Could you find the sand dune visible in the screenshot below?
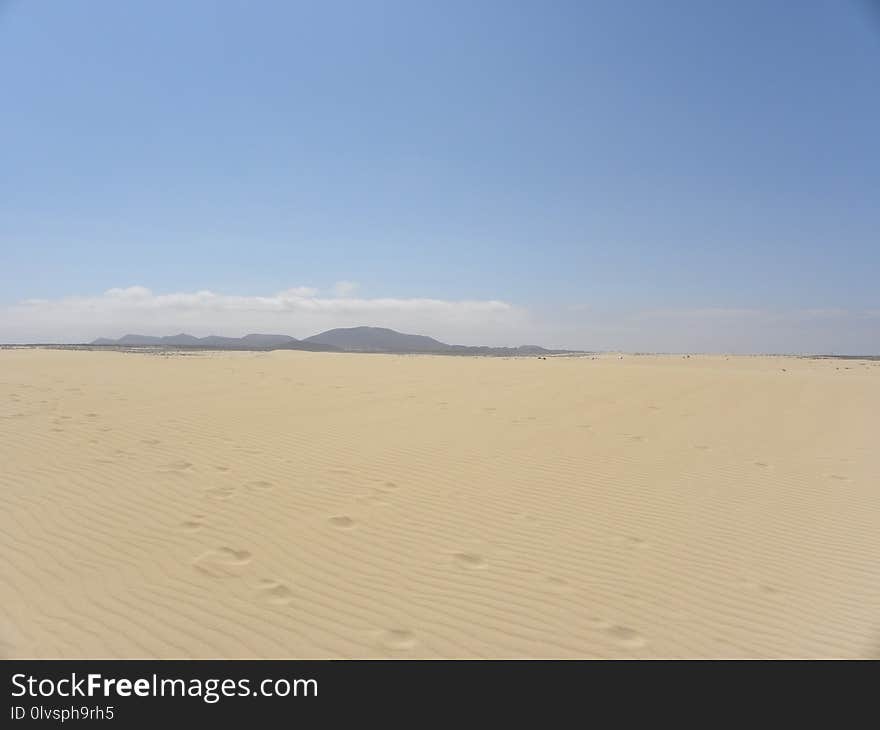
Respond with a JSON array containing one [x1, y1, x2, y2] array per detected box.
[[1, 348, 878, 658]]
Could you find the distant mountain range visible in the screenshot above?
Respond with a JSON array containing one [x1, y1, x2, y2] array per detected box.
[[90, 326, 568, 356], [90, 332, 336, 351]]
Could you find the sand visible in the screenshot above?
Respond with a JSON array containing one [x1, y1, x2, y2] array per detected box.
[[1, 348, 878, 658]]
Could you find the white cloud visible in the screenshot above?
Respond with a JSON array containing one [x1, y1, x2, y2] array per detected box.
[[1, 286, 527, 345], [331, 280, 359, 297]]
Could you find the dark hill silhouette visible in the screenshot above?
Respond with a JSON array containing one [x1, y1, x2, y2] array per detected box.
[[96, 333, 298, 347], [304, 326, 449, 352]]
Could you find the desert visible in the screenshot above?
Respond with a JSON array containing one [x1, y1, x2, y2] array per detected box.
[[1, 347, 878, 658]]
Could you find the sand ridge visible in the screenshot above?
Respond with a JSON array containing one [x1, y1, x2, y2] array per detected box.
[[1, 349, 879, 658]]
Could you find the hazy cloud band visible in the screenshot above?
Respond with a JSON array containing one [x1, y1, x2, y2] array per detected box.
[[1, 286, 877, 354]]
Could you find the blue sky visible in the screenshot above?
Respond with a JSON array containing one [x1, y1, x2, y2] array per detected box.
[[1, 0, 878, 352]]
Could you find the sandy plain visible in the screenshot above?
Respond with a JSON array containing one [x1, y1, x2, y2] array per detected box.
[[1, 348, 878, 658]]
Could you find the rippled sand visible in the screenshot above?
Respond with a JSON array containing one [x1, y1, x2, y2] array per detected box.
[[1, 348, 878, 657]]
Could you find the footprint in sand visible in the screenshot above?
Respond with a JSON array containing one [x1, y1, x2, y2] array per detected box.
[[588, 618, 646, 648], [329, 515, 356, 529], [159, 460, 193, 473], [452, 552, 488, 570], [193, 548, 252, 578], [245, 480, 274, 492], [256, 579, 294, 605], [141, 438, 161, 446], [180, 515, 206, 532], [754, 461, 770, 468], [829, 474, 850, 481], [604, 625, 647, 649], [739, 579, 782, 597], [614, 535, 650, 549], [205, 486, 236, 500], [543, 576, 574, 594], [377, 629, 418, 651]]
